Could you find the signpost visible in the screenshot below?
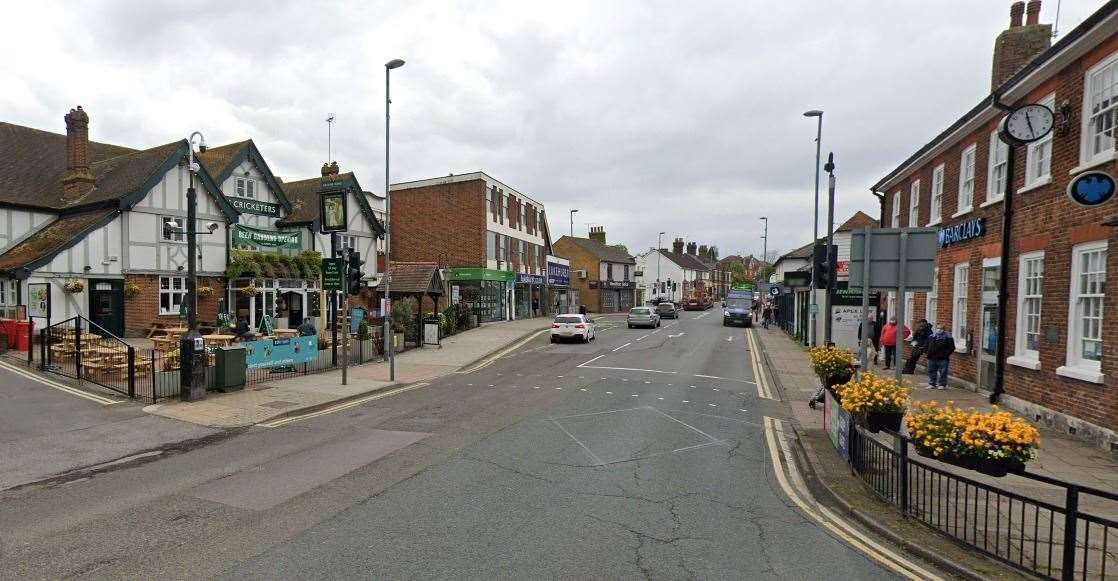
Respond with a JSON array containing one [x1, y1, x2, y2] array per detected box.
[[322, 258, 343, 291]]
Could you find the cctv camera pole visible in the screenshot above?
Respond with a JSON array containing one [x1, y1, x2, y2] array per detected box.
[[824, 152, 836, 345], [180, 132, 207, 401]]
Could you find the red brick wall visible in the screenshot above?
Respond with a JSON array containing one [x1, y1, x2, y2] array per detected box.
[[882, 30, 1118, 436], [389, 179, 486, 267], [123, 274, 226, 337]]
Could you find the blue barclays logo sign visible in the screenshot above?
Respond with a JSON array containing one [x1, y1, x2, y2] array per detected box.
[[938, 217, 985, 248]]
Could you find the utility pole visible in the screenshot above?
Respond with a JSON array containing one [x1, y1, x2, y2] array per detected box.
[[804, 110, 823, 347], [824, 152, 837, 345], [759, 217, 768, 274], [384, 58, 405, 381], [180, 131, 206, 402], [656, 231, 664, 299], [326, 114, 335, 163]]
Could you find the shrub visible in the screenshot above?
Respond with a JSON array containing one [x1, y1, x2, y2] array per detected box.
[[357, 319, 370, 341]]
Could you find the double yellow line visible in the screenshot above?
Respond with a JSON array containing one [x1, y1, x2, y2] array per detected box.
[[745, 328, 774, 400]]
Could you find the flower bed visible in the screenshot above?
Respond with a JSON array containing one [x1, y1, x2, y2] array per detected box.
[[906, 402, 1040, 477], [836, 371, 908, 433]]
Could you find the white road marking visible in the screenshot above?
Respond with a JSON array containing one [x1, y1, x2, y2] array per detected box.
[[550, 406, 645, 420], [635, 334, 650, 342], [551, 419, 605, 466], [259, 383, 431, 427], [682, 400, 689, 403], [631, 394, 639, 397], [0, 361, 120, 405], [533, 386, 541, 389], [657, 397, 664, 400], [693, 374, 755, 384], [709, 403, 717, 407], [612, 342, 632, 352], [651, 329, 661, 335], [579, 388, 587, 392], [726, 336, 733, 342], [667, 332, 687, 338], [456, 328, 551, 373], [621, 379, 628, 382], [576, 355, 605, 368], [695, 312, 711, 319], [746, 329, 775, 399], [666, 410, 755, 424], [649, 407, 720, 442], [580, 365, 677, 375], [763, 417, 940, 580], [712, 388, 720, 391], [644, 381, 651, 384], [606, 391, 613, 395]]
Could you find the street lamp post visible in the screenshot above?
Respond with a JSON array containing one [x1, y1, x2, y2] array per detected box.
[[569, 209, 578, 238], [384, 58, 405, 382], [656, 231, 664, 299], [759, 217, 768, 270], [804, 110, 823, 347], [824, 152, 837, 345], [180, 131, 207, 401]]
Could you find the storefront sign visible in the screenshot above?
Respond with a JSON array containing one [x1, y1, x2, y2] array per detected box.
[[244, 335, 319, 370], [837, 260, 850, 279], [233, 224, 302, 249], [322, 258, 343, 291], [1067, 170, 1116, 207], [731, 282, 754, 291], [228, 197, 280, 217], [319, 178, 347, 192], [516, 273, 544, 285], [546, 261, 570, 287], [28, 283, 49, 319], [450, 267, 516, 282], [599, 280, 635, 290], [319, 190, 348, 233], [938, 217, 985, 248]]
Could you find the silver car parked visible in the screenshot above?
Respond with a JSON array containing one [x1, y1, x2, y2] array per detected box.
[[627, 306, 661, 329]]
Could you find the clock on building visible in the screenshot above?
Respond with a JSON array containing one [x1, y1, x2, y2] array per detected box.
[[998, 103, 1055, 145]]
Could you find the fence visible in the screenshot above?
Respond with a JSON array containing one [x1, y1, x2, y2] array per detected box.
[[41, 316, 139, 398], [849, 426, 1117, 580]]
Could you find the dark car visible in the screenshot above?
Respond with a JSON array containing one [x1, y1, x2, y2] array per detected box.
[[656, 302, 679, 319], [722, 291, 754, 327], [683, 299, 703, 311]]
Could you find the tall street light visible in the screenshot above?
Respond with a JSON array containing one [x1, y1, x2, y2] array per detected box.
[[569, 209, 578, 238], [759, 216, 768, 270], [656, 231, 665, 299], [180, 131, 206, 401], [384, 58, 405, 382], [804, 109, 823, 347]]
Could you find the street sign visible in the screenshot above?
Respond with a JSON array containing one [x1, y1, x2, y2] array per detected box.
[[769, 286, 780, 297], [322, 258, 344, 291], [810, 303, 818, 314], [849, 227, 937, 291], [1067, 170, 1116, 207]]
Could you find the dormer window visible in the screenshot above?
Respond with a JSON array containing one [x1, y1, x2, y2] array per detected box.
[[235, 177, 257, 199]]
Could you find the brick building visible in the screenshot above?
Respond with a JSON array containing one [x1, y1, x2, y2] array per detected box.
[[388, 172, 554, 322], [554, 227, 636, 313], [875, 0, 1118, 449]]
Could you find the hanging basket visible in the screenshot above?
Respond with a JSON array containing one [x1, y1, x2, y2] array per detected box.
[[197, 286, 214, 299], [63, 279, 85, 294], [123, 282, 142, 299], [239, 285, 259, 298]]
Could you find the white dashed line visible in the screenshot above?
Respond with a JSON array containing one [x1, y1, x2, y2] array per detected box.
[[580, 388, 587, 392], [644, 381, 651, 384], [606, 391, 613, 395], [657, 397, 664, 400], [631, 394, 639, 397], [533, 386, 541, 389], [613, 342, 632, 352], [636, 334, 650, 342], [556, 387, 563, 390], [709, 403, 718, 407], [682, 400, 690, 403], [713, 388, 720, 391]]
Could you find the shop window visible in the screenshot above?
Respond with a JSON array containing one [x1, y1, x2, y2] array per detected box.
[[929, 164, 945, 225], [159, 276, 186, 315], [162, 216, 185, 242], [891, 192, 900, 227], [1025, 94, 1054, 188], [1058, 242, 1107, 383], [952, 263, 969, 351], [0, 279, 17, 307], [487, 231, 497, 260], [1011, 252, 1044, 368]]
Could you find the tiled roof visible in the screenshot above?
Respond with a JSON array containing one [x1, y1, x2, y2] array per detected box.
[[836, 210, 877, 232], [779, 241, 815, 262], [195, 140, 251, 184], [386, 262, 442, 294], [660, 250, 709, 271], [0, 208, 119, 275], [276, 172, 385, 236], [559, 236, 635, 264]]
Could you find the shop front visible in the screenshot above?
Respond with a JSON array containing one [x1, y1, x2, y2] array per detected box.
[[449, 267, 515, 323], [593, 280, 635, 313], [516, 272, 544, 318], [229, 277, 321, 332], [545, 258, 571, 315]]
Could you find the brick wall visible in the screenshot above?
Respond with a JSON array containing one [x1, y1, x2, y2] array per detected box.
[[389, 179, 486, 267], [123, 274, 226, 337], [553, 238, 601, 313], [881, 28, 1118, 443]]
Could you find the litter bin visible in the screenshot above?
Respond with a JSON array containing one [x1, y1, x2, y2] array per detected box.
[[214, 345, 246, 392]]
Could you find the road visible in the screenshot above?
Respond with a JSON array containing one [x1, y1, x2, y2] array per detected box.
[[0, 310, 936, 579]]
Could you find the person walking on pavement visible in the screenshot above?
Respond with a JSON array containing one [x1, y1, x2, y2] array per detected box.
[[858, 318, 880, 365], [925, 324, 956, 390], [878, 316, 909, 370], [903, 318, 932, 374]]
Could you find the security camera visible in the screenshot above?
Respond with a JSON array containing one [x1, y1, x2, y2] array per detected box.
[[206, 222, 219, 233]]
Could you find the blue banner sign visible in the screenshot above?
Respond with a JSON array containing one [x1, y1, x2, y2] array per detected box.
[[938, 217, 985, 248], [546, 261, 570, 287], [1067, 171, 1116, 207], [244, 336, 319, 370]]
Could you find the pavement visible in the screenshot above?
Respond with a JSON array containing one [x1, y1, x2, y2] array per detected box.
[[756, 325, 1118, 578], [144, 317, 556, 428], [0, 308, 936, 579]]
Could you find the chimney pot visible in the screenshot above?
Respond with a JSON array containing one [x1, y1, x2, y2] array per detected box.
[[589, 226, 606, 245], [1026, 0, 1041, 26], [62, 105, 95, 202], [1010, 1, 1025, 27], [686, 242, 697, 255], [672, 238, 684, 254]]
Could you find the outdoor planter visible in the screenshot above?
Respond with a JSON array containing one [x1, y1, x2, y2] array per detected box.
[[861, 411, 903, 434], [913, 448, 1026, 478], [835, 371, 908, 430], [906, 402, 1039, 479]]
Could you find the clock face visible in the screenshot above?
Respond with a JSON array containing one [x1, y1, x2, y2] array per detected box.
[[1003, 104, 1054, 143]]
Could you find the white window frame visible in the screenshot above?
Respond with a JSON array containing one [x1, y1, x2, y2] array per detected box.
[[159, 276, 187, 315], [235, 177, 257, 199], [984, 131, 1008, 206], [929, 164, 945, 225], [161, 216, 185, 243], [1023, 94, 1055, 191], [904, 291, 914, 330], [886, 291, 897, 320], [342, 235, 358, 250], [955, 144, 976, 216], [1009, 251, 1044, 370], [1080, 52, 1118, 168], [909, 180, 920, 227], [1057, 241, 1107, 383], [0, 280, 17, 306], [952, 262, 969, 352], [891, 192, 900, 227], [926, 267, 939, 327]]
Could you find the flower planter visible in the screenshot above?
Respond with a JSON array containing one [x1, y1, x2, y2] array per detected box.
[[862, 411, 903, 434], [914, 447, 1026, 478]]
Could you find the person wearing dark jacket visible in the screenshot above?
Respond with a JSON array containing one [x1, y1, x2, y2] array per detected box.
[[903, 319, 932, 374], [297, 319, 317, 336], [924, 325, 956, 390]]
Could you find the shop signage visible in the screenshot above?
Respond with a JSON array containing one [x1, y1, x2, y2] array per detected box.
[[28, 283, 50, 319], [783, 271, 811, 288], [228, 197, 280, 217], [319, 178, 347, 192], [233, 224, 302, 249], [837, 260, 850, 279], [244, 335, 319, 370], [322, 258, 343, 291], [516, 273, 544, 285], [731, 282, 754, 291], [319, 190, 348, 233], [449, 267, 516, 282], [1067, 170, 1116, 207], [598, 280, 635, 290], [546, 261, 570, 287], [769, 286, 780, 297], [938, 217, 985, 248]]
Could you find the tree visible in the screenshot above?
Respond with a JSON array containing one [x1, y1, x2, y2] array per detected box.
[[727, 262, 750, 286]]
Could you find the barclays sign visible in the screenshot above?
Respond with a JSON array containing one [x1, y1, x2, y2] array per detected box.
[[938, 217, 985, 248]]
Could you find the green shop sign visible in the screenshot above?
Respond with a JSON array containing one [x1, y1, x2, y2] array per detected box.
[[232, 224, 302, 249], [449, 267, 516, 282], [228, 197, 280, 217]]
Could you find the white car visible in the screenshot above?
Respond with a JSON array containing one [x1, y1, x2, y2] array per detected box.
[[551, 314, 596, 343]]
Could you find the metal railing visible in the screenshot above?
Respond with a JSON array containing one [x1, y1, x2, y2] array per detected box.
[[850, 426, 1117, 580], [41, 316, 138, 398]]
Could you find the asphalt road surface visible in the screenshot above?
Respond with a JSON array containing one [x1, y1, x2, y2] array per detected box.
[[0, 310, 922, 579]]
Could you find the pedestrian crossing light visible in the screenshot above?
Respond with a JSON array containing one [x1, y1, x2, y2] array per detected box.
[[347, 251, 365, 296], [812, 243, 837, 289]]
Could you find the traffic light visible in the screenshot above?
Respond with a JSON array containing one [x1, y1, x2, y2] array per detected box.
[[347, 251, 365, 295], [812, 243, 837, 289]]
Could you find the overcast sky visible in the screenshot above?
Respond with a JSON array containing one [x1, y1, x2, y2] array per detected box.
[[0, 1, 1106, 261]]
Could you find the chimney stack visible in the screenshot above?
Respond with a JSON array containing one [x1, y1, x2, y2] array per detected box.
[[698, 244, 708, 258], [686, 241, 697, 255], [672, 238, 684, 254], [991, 0, 1051, 90], [589, 226, 606, 245], [62, 106, 95, 202]]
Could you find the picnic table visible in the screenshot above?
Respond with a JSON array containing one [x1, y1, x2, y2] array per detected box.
[[203, 334, 236, 347], [273, 329, 299, 339]]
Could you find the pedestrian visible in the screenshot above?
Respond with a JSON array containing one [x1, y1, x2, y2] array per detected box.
[[532, 298, 539, 317], [579, 304, 587, 316], [297, 318, 317, 336], [903, 318, 932, 374], [924, 324, 956, 390], [233, 317, 254, 342], [762, 305, 773, 329], [878, 316, 909, 370]]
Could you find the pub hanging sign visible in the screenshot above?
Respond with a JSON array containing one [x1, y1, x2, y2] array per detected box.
[[938, 217, 985, 248]]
